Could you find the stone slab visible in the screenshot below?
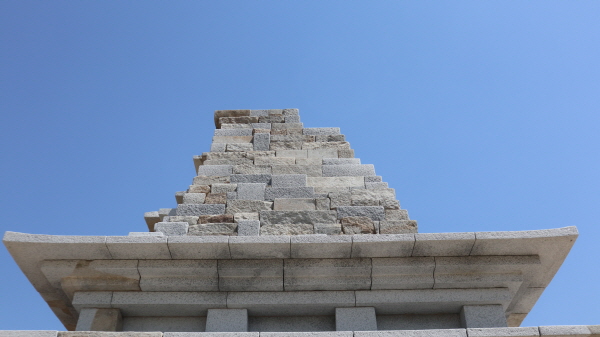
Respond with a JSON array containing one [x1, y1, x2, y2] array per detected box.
[[351, 234, 415, 258], [265, 187, 315, 201], [261, 224, 314, 235], [196, 165, 234, 178], [229, 236, 291, 259], [276, 150, 308, 158], [255, 157, 296, 166], [467, 327, 541, 337], [138, 260, 218, 292], [182, 193, 207, 204], [231, 174, 272, 184], [539, 325, 593, 337], [124, 317, 206, 333], [461, 305, 508, 328], [323, 164, 376, 177], [273, 198, 316, 211], [323, 158, 361, 165], [372, 257, 435, 289], [219, 259, 283, 291], [271, 174, 307, 188], [260, 210, 337, 226], [213, 136, 254, 144], [354, 330, 467, 337], [233, 165, 272, 175], [307, 177, 365, 189], [215, 128, 253, 136], [306, 149, 339, 159], [253, 133, 271, 151], [237, 220, 261, 236], [155, 222, 189, 236], [176, 204, 226, 216], [412, 233, 476, 256], [291, 235, 352, 258], [105, 236, 171, 259], [75, 308, 122, 332], [168, 236, 231, 259], [272, 165, 323, 177], [336, 307, 377, 331], [0, 332, 58, 337], [110, 291, 228, 316], [236, 183, 267, 201], [226, 200, 273, 214], [227, 143, 254, 152], [303, 127, 341, 135], [211, 143, 227, 152], [336, 206, 385, 221], [188, 223, 237, 236]]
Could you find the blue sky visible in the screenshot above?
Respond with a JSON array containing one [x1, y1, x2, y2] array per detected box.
[[1, 1, 599, 331]]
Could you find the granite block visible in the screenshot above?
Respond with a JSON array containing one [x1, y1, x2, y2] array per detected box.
[[72, 291, 113, 311], [251, 109, 281, 117], [385, 209, 409, 221], [338, 149, 355, 158], [265, 187, 315, 200], [272, 164, 323, 177], [175, 191, 185, 204], [272, 122, 304, 129], [176, 204, 226, 216], [233, 165, 272, 174], [125, 317, 206, 333], [234, 213, 260, 222], [250, 318, 337, 334], [314, 223, 342, 235], [215, 128, 253, 136], [168, 236, 231, 259], [188, 223, 237, 236], [323, 164, 375, 177], [231, 174, 272, 184], [366, 182, 389, 190], [364, 176, 382, 182], [315, 197, 331, 210], [467, 327, 540, 337], [155, 222, 189, 236], [260, 115, 285, 123], [336, 206, 385, 221], [110, 291, 227, 316], [183, 193, 207, 204], [329, 191, 352, 208], [226, 200, 272, 214], [270, 141, 304, 151], [222, 123, 252, 129], [205, 193, 227, 204], [285, 258, 371, 291], [199, 214, 235, 224], [282, 108, 299, 116], [351, 234, 415, 258], [255, 157, 296, 166], [354, 330, 467, 337], [260, 210, 337, 226], [303, 141, 350, 151], [261, 224, 314, 235], [0, 332, 58, 337], [227, 192, 238, 200], [237, 220, 261, 236], [303, 127, 341, 136], [307, 177, 365, 189], [273, 198, 316, 211], [539, 326, 593, 337], [323, 158, 361, 165], [188, 185, 211, 193], [215, 110, 251, 127], [193, 176, 231, 185], [229, 235, 291, 259], [105, 236, 171, 259], [277, 150, 308, 158], [75, 308, 122, 331], [227, 143, 254, 152], [272, 174, 307, 187], [218, 259, 283, 291], [336, 307, 377, 331], [285, 115, 301, 123], [218, 117, 259, 128], [144, 211, 161, 231], [213, 136, 254, 144], [138, 260, 218, 292], [291, 235, 352, 258], [379, 220, 418, 234], [307, 149, 339, 159], [371, 257, 435, 289], [206, 309, 249, 332], [253, 133, 271, 151], [252, 122, 273, 129], [237, 183, 267, 200], [340, 216, 375, 234], [316, 135, 346, 142]]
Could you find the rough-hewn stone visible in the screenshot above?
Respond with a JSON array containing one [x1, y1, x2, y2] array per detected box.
[[341, 216, 376, 234], [188, 223, 237, 236]]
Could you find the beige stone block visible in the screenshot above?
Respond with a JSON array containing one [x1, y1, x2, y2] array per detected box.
[[308, 176, 365, 188], [273, 198, 317, 211]]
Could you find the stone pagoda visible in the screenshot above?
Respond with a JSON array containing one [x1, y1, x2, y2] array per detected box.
[[3, 109, 598, 337]]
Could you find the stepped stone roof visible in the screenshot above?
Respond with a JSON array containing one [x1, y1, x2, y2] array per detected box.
[[143, 109, 416, 237]]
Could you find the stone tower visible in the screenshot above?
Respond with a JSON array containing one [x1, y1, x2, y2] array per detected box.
[[2, 109, 597, 337]]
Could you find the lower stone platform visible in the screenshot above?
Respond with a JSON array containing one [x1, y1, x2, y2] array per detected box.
[[1, 326, 600, 337]]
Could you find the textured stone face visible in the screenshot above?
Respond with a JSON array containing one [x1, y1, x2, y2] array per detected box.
[[146, 108, 416, 236]]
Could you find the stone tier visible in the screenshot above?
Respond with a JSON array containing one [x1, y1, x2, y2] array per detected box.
[[144, 109, 416, 236], [3, 227, 577, 332]]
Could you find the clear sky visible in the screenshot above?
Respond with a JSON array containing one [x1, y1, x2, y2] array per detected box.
[[1, 1, 599, 331]]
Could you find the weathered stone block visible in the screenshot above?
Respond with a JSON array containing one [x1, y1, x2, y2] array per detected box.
[[265, 187, 315, 200], [413, 232, 475, 256], [253, 133, 270, 151], [237, 183, 267, 200], [338, 149, 355, 158], [168, 236, 231, 259], [188, 223, 237, 236], [261, 224, 314, 235], [183, 193, 206, 204], [307, 149, 339, 158], [276, 149, 308, 158], [222, 123, 253, 129], [175, 191, 185, 204], [285, 258, 371, 291], [539, 325, 594, 336], [215, 128, 253, 136], [188, 185, 211, 193], [155, 222, 189, 236], [365, 176, 382, 182], [227, 191, 238, 200], [285, 115, 301, 123], [227, 143, 254, 152], [231, 174, 272, 184], [316, 197, 331, 210], [254, 156, 296, 166], [229, 235, 291, 259], [251, 109, 282, 117], [336, 307, 377, 332], [323, 158, 361, 165], [138, 260, 218, 292], [316, 134, 346, 142], [303, 127, 341, 135], [271, 134, 315, 142], [282, 108, 299, 116], [350, 190, 381, 206], [385, 209, 409, 221], [218, 116, 259, 128], [303, 142, 350, 151], [176, 204, 226, 216], [226, 200, 273, 214], [198, 214, 234, 224], [273, 198, 316, 211], [233, 164, 271, 174], [234, 212, 260, 222], [329, 191, 352, 209], [193, 175, 231, 185], [366, 182, 389, 190], [341, 216, 376, 234], [215, 110, 251, 127], [336, 206, 385, 221], [260, 210, 337, 226], [1, 332, 59, 337], [227, 291, 355, 316], [272, 164, 323, 177], [323, 164, 375, 177], [297, 157, 324, 165], [315, 223, 342, 235], [379, 220, 418, 234], [237, 220, 261, 236], [252, 122, 272, 129], [259, 115, 285, 123], [205, 193, 227, 204], [206, 309, 249, 332], [213, 136, 254, 144], [467, 326, 540, 337], [272, 122, 304, 129], [219, 260, 283, 291], [271, 174, 307, 188], [270, 141, 304, 150], [144, 211, 161, 232], [308, 177, 365, 189]]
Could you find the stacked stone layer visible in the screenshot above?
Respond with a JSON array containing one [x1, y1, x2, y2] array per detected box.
[[145, 109, 416, 236]]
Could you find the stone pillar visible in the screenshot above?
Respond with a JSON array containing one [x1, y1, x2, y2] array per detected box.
[[336, 307, 377, 331], [460, 305, 508, 328], [205, 308, 248, 332], [76, 308, 123, 331]]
